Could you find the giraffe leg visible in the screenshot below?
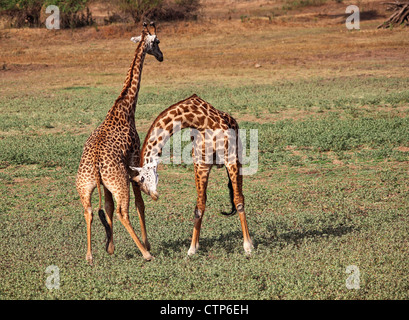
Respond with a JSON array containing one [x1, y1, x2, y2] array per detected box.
[[103, 186, 115, 255], [188, 164, 211, 256], [79, 189, 94, 265], [103, 164, 153, 261], [131, 181, 150, 251], [226, 164, 254, 254], [116, 200, 153, 261]]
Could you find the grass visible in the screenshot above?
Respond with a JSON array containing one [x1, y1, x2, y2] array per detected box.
[[1, 75, 409, 299], [1, 4, 409, 299], [282, 0, 327, 11]]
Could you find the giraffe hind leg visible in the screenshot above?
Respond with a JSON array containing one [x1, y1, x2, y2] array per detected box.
[[220, 168, 237, 216], [116, 200, 154, 261], [105, 170, 153, 261], [78, 185, 95, 265], [225, 164, 254, 255]]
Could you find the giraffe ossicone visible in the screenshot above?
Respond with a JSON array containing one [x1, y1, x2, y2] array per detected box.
[[131, 34, 163, 62]]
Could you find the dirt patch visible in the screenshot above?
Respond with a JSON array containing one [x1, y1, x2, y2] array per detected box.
[[396, 146, 409, 152], [1, 1, 408, 97]]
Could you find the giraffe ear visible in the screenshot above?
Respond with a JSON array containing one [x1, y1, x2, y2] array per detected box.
[[149, 158, 161, 169], [129, 166, 142, 173], [130, 36, 141, 43]]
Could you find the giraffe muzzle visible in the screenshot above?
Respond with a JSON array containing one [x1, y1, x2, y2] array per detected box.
[[150, 190, 159, 201], [156, 54, 163, 62]]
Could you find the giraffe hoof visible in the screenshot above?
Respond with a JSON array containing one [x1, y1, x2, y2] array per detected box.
[[143, 253, 154, 261], [107, 243, 115, 255], [86, 253, 93, 265], [243, 241, 254, 255], [187, 244, 199, 256]]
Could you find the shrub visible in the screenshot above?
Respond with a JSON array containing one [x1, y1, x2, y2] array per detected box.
[[52, 0, 94, 29], [0, 0, 200, 28], [0, 0, 43, 27], [0, 0, 93, 28], [117, 0, 200, 23], [117, 0, 161, 23]]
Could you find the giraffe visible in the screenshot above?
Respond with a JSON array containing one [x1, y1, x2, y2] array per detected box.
[[76, 22, 163, 265], [130, 94, 254, 256]]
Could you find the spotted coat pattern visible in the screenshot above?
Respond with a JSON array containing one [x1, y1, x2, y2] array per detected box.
[[133, 94, 254, 256]]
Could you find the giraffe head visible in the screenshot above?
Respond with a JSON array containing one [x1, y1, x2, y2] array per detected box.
[[130, 160, 160, 201], [130, 22, 163, 62]]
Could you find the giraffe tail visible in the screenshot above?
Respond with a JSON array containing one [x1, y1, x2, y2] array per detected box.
[[98, 209, 112, 251], [220, 170, 237, 216], [95, 173, 112, 250]]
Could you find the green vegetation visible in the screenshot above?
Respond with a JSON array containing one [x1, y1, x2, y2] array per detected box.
[[0, 0, 200, 28], [282, 0, 327, 11], [0, 0, 93, 28], [1, 75, 409, 299], [118, 0, 200, 23]]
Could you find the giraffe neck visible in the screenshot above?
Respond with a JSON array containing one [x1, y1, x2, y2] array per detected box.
[[140, 94, 222, 166], [113, 35, 147, 119]]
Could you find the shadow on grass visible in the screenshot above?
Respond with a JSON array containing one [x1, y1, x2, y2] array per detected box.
[[157, 223, 358, 255], [263, 224, 358, 248], [317, 10, 385, 22], [156, 231, 244, 256]]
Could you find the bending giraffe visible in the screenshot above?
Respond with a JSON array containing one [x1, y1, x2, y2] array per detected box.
[[130, 94, 254, 256], [76, 23, 163, 265]]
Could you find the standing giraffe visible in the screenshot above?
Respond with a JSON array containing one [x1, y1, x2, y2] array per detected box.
[[130, 94, 254, 256], [76, 22, 163, 265]]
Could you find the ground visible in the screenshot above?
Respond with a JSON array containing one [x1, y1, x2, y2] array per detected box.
[[0, 0, 408, 299]]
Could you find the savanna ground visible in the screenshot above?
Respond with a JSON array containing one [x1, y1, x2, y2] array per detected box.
[[1, 0, 409, 300]]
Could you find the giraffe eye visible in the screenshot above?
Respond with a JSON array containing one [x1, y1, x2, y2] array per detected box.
[[140, 176, 145, 183]]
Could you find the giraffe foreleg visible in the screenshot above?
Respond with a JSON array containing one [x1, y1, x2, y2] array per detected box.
[[131, 181, 150, 251], [188, 164, 211, 256]]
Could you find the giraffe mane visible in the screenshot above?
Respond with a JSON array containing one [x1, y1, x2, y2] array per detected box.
[[114, 30, 149, 105], [139, 94, 199, 167]]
